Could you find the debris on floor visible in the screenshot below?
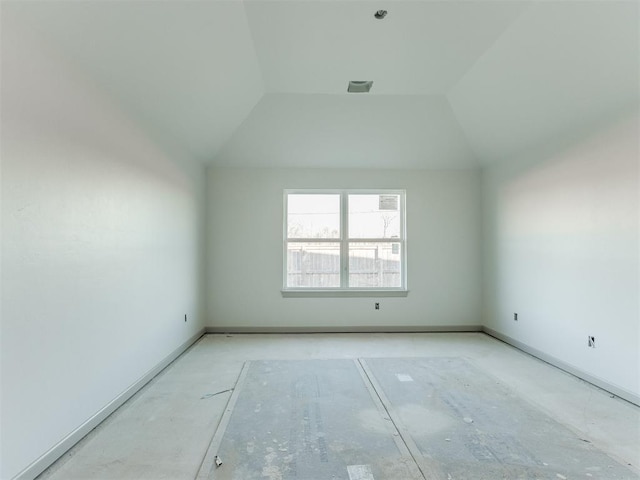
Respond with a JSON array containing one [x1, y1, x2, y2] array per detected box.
[[201, 389, 233, 399]]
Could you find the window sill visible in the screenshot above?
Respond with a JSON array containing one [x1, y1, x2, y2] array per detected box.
[[281, 289, 409, 298]]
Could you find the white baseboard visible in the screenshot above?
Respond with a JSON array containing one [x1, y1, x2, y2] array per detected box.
[[205, 325, 483, 334], [17, 325, 634, 480], [14, 328, 206, 480], [483, 326, 640, 407]]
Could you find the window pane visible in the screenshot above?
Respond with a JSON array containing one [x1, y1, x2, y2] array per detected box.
[[348, 194, 400, 239], [287, 242, 341, 287], [348, 242, 401, 288], [287, 194, 340, 239]]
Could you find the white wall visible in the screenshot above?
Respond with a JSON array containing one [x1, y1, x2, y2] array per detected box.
[[206, 167, 481, 329], [482, 113, 639, 399], [0, 20, 206, 479]]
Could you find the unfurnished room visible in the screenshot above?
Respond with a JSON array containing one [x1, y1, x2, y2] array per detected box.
[[0, 1, 639, 479]]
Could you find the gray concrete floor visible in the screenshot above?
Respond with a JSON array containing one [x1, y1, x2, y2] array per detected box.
[[38, 333, 640, 480]]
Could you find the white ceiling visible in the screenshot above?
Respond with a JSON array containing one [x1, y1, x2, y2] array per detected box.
[[448, 1, 640, 162], [245, 0, 528, 95], [3, 0, 638, 168], [219, 94, 477, 168]]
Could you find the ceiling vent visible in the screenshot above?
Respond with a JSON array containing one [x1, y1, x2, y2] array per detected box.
[[347, 81, 373, 93]]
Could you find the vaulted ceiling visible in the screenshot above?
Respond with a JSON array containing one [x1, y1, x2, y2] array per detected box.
[[4, 0, 638, 168]]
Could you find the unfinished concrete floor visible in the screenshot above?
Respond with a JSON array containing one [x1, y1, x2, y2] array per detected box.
[[38, 333, 640, 480]]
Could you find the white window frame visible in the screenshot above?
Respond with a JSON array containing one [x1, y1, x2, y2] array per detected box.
[[282, 189, 408, 297]]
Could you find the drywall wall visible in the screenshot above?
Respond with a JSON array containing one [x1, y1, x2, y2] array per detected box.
[[0, 18, 206, 479], [206, 167, 481, 329], [482, 113, 639, 399]]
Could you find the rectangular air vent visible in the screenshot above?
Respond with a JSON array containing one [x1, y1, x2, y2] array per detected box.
[[347, 81, 373, 93]]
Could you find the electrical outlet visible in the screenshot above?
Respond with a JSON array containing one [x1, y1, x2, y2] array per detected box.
[[184, 314, 187, 323], [375, 302, 380, 310], [588, 336, 595, 348], [514, 313, 518, 321]]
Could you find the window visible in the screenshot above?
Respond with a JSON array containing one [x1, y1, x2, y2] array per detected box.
[[283, 190, 406, 296]]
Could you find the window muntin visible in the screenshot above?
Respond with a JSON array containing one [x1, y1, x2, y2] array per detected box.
[[284, 190, 406, 292]]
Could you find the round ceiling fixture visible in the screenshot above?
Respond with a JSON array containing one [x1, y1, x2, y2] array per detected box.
[[374, 10, 387, 19]]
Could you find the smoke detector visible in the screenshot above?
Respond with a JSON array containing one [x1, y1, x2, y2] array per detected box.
[[347, 81, 373, 93], [374, 10, 387, 19]]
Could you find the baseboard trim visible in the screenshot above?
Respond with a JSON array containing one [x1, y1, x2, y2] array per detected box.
[[18, 325, 634, 479], [14, 328, 207, 480], [205, 325, 483, 334], [482, 326, 640, 407]]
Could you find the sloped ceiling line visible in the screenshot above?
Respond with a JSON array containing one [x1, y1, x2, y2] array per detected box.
[[447, 1, 639, 164], [4, 0, 638, 169]]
